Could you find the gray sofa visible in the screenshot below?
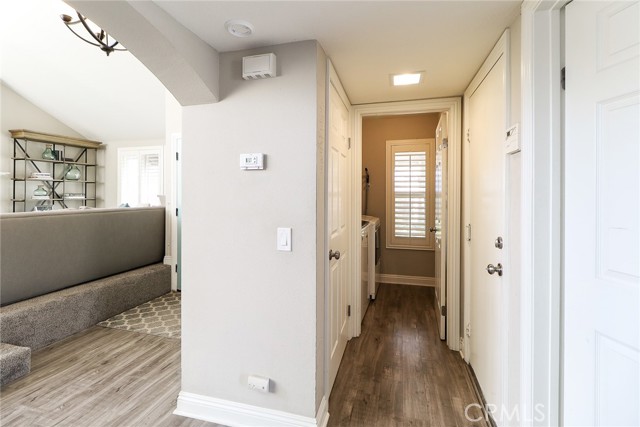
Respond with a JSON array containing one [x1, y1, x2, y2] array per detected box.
[[0, 207, 171, 384], [1, 207, 167, 306]]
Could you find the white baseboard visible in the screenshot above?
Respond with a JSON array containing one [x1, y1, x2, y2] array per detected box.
[[376, 274, 436, 287], [175, 392, 329, 427]]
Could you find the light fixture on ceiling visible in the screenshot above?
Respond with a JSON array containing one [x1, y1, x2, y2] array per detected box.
[[225, 20, 254, 38], [391, 72, 424, 86], [60, 12, 126, 56]]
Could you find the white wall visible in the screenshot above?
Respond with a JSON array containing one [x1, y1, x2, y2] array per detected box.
[[0, 82, 86, 213], [180, 40, 325, 419]]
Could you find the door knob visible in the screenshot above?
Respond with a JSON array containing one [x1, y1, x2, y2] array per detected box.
[[329, 249, 341, 260], [486, 263, 503, 276]]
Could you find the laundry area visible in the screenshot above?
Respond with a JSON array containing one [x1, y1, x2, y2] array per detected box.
[[359, 113, 442, 321]]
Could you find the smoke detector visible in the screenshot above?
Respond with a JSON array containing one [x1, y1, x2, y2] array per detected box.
[[225, 20, 254, 38]]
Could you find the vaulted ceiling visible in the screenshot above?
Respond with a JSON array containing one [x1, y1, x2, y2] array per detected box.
[[0, 0, 521, 141]]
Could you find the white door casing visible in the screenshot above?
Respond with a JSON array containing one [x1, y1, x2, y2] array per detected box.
[[327, 72, 351, 394], [352, 98, 462, 351], [435, 113, 449, 340], [466, 31, 509, 423], [564, 1, 640, 426]]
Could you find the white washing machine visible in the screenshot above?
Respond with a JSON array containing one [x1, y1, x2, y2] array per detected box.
[[360, 221, 370, 323], [362, 215, 381, 300]]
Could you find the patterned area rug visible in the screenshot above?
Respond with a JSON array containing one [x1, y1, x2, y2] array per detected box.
[[98, 292, 181, 339]]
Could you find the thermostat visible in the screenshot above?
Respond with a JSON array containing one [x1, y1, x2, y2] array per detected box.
[[240, 153, 265, 170], [505, 124, 520, 154]]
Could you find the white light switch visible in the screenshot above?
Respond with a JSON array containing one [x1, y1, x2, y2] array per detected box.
[[277, 227, 292, 252]]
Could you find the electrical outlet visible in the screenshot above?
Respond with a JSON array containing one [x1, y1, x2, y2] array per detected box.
[[248, 375, 271, 393]]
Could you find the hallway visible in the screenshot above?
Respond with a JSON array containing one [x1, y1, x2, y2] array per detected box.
[[328, 284, 488, 427]]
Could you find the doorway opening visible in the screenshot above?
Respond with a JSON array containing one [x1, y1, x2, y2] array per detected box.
[[351, 98, 462, 352]]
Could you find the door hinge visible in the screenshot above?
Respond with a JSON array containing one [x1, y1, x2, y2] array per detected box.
[[465, 323, 471, 337], [347, 305, 351, 317], [561, 67, 566, 90], [442, 138, 448, 149], [466, 129, 471, 143], [176, 152, 179, 161], [348, 137, 352, 149], [441, 305, 447, 317], [175, 208, 179, 217], [175, 264, 178, 273], [466, 224, 472, 242]]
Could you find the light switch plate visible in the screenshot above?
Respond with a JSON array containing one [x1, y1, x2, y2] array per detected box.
[[277, 227, 292, 252]]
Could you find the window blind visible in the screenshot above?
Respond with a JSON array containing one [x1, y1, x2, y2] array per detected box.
[[393, 151, 427, 239]]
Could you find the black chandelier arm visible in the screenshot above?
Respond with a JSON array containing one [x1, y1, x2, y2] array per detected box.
[[63, 24, 103, 48], [77, 12, 111, 47]]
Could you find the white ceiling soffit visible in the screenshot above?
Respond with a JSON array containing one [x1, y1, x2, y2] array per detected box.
[[0, 0, 166, 141], [155, 1, 522, 104]]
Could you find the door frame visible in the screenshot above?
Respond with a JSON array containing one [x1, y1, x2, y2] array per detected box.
[[520, 1, 567, 426], [351, 97, 462, 351]]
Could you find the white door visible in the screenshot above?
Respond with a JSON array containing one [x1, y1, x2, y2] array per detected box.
[[468, 49, 507, 418], [564, 2, 640, 425], [434, 113, 448, 340], [328, 80, 351, 393]]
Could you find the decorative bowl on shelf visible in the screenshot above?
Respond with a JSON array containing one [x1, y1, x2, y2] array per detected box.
[[42, 144, 56, 160]]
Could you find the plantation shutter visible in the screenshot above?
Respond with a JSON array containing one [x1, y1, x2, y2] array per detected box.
[[386, 139, 434, 250], [394, 150, 427, 238]]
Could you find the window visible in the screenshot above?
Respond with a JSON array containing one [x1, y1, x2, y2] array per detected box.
[[117, 147, 163, 207], [386, 139, 435, 250]]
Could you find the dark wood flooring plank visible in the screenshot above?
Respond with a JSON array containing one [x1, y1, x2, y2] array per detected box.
[[328, 284, 489, 427]]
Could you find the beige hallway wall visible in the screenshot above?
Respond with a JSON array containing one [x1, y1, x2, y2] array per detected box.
[[362, 113, 440, 278]]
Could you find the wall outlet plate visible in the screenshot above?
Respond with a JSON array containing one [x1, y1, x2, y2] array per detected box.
[[248, 375, 271, 393]]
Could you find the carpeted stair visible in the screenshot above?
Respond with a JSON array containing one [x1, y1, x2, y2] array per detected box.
[[0, 343, 30, 386]]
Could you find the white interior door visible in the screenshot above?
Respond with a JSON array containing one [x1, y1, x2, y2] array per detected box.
[[434, 113, 448, 340], [468, 50, 507, 419], [564, 2, 640, 425], [328, 81, 351, 394]]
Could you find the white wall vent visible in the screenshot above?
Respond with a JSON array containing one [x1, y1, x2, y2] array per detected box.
[[242, 53, 277, 80]]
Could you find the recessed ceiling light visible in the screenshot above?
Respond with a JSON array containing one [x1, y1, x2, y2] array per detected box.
[[391, 72, 424, 86], [225, 20, 254, 38]]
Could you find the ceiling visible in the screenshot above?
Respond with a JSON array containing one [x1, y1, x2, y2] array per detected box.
[[0, 0, 521, 141]]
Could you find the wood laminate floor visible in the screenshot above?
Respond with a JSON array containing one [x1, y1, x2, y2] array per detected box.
[[1, 285, 486, 427], [0, 326, 218, 427], [328, 284, 488, 427]]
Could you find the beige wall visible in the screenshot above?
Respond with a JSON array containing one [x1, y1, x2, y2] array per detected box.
[[181, 40, 325, 418], [362, 113, 440, 278]]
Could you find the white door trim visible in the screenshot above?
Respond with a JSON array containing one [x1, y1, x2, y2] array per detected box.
[[352, 97, 462, 351], [520, 1, 567, 426]]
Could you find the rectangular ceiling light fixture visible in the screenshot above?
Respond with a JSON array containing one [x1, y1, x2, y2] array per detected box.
[[392, 72, 423, 86]]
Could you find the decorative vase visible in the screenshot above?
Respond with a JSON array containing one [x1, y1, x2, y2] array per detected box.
[[42, 144, 56, 160], [33, 185, 48, 197], [65, 165, 81, 181]]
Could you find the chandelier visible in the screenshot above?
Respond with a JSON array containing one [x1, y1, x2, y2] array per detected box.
[[60, 12, 126, 56]]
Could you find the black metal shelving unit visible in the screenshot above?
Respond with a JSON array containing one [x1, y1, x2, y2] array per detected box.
[[9, 130, 103, 212]]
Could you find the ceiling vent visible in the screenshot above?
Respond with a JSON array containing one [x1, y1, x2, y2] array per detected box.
[[242, 53, 277, 80]]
